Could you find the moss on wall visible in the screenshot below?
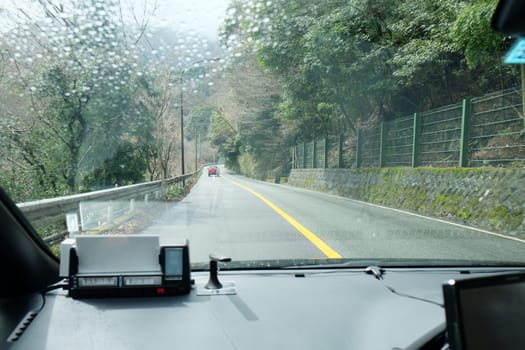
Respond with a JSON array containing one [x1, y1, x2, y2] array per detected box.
[[289, 167, 524, 235], [487, 206, 523, 231]]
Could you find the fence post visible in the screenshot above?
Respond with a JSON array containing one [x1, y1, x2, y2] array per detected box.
[[292, 145, 297, 169], [459, 98, 472, 167], [412, 112, 421, 167], [291, 146, 295, 169], [522, 66, 525, 133], [313, 139, 318, 168], [356, 129, 362, 168], [324, 138, 328, 168], [338, 134, 344, 168], [302, 142, 306, 169], [379, 122, 386, 168]]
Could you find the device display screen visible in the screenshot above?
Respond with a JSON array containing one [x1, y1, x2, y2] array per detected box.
[[164, 247, 183, 280], [459, 282, 525, 350]]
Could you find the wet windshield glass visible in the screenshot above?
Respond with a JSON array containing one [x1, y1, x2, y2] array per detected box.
[[1, 0, 524, 266]]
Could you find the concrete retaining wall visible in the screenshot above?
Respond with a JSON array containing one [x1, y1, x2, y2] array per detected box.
[[288, 168, 525, 236]]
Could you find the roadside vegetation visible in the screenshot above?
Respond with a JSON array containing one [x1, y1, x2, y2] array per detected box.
[[215, 0, 518, 179], [0, 0, 519, 201]]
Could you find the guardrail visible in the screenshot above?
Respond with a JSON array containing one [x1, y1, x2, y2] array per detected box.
[[17, 172, 198, 244]]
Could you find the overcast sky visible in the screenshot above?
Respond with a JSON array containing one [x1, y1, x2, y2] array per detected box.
[[0, 0, 232, 39], [149, 0, 231, 39]]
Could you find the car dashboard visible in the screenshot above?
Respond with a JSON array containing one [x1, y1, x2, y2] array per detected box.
[[4, 265, 523, 350]]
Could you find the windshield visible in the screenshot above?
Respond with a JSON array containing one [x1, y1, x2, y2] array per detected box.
[[1, 0, 524, 267]]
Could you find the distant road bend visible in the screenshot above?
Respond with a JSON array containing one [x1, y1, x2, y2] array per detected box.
[[140, 168, 525, 264]]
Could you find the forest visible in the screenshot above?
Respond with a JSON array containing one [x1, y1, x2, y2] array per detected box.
[[215, 0, 520, 177], [0, 0, 519, 202]]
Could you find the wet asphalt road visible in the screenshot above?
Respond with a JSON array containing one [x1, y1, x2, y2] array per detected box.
[[140, 168, 525, 264]]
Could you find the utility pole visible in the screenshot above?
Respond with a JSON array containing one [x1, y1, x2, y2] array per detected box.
[[178, 57, 221, 182], [194, 126, 198, 172], [180, 74, 185, 179]]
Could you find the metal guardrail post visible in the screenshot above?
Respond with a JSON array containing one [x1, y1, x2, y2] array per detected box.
[[459, 98, 472, 167], [160, 180, 168, 197], [412, 112, 421, 167], [338, 134, 344, 168]]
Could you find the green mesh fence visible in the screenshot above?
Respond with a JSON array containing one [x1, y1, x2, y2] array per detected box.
[[292, 88, 525, 169]]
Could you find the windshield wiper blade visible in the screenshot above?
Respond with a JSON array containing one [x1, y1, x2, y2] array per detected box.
[[191, 258, 525, 272]]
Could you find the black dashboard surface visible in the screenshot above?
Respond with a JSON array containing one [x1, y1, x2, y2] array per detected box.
[[3, 268, 516, 350]]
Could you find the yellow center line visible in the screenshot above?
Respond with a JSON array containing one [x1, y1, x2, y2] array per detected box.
[[223, 176, 342, 259]]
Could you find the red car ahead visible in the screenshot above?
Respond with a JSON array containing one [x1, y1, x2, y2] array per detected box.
[[208, 166, 219, 177]]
